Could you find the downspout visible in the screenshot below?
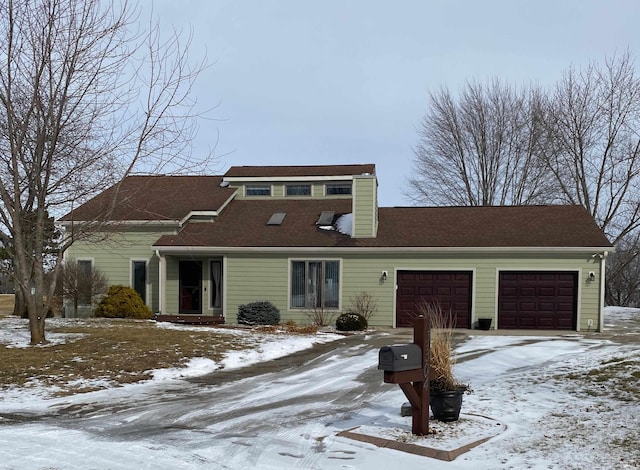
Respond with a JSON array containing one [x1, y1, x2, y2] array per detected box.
[[599, 251, 608, 332]]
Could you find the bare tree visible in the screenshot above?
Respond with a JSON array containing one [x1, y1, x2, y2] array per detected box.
[[542, 52, 640, 245], [61, 258, 108, 317], [605, 234, 640, 307], [408, 80, 554, 206], [0, 0, 210, 343]]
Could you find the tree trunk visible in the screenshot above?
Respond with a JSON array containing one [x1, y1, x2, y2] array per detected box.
[[21, 285, 47, 344], [13, 288, 25, 317], [29, 312, 46, 344]]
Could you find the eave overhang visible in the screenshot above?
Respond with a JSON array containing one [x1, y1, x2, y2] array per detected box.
[[153, 245, 614, 256], [59, 219, 180, 227]]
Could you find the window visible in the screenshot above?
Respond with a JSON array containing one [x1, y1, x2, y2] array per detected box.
[[77, 260, 92, 305], [326, 183, 352, 195], [286, 184, 311, 196], [267, 212, 286, 225], [291, 260, 340, 309], [246, 184, 271, 196], [210, 260, 222, 309], [132, 260, 147, 304]]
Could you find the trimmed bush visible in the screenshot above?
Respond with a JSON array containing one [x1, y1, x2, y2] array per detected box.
[[94, 285, 152, 319], [335, 312, 368, 331], [237, 301, 280, 326]]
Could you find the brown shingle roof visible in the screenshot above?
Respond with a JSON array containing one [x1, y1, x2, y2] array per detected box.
[[155, 199, 354, 247], [224, 164, 376, 178], [154, 202, 612, 249], [60, 176, 236, 222], [374, 206, 612, 248]]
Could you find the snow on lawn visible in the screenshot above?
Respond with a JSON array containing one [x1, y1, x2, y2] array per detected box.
[[0, 308, 638, 469]]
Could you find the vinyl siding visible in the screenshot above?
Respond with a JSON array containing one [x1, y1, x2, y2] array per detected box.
[[222, 251, 603, 330], [352, 175, 377, 238], [65, 228, 171, 314], [70, 235, 604, 330], [225, 254, 291, 321]]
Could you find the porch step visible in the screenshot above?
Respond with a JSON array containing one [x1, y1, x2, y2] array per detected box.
[[154, 314, 224, 325]]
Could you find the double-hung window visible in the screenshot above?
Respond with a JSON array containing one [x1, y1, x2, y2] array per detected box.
[[290, 260, 340, 309]]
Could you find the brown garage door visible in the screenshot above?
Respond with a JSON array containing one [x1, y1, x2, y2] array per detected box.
[[498, 271, 577, 329], [396, 271, 471, 328]]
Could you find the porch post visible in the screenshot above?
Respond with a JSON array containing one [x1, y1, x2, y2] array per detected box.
[[157, 251, 166, 314]]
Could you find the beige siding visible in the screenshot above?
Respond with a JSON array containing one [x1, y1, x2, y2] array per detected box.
[[65, 228, 172, 313], [225, 254, 291, 322], [69, 230, 605, 330], [352, 175, 377, 238], [223, 251, 604, 331]]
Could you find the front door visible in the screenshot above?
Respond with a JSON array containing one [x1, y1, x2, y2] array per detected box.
[[179, 260, 202, 314]]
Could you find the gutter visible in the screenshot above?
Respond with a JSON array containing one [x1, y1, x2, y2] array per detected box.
[[152, 245, 615, 255]]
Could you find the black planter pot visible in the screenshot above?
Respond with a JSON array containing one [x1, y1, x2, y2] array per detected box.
[[478, 318, 492, 330], [430, 388, 464, 422]]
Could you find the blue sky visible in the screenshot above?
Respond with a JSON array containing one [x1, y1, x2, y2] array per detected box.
[[149, 0, 640, 206]]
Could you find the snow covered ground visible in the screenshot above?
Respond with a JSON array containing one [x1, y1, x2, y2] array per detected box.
[[0, 307, 638, 469]]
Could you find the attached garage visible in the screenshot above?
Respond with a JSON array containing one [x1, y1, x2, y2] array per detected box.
[[396, 271, 472, 328], [498, 271, 578, 330]]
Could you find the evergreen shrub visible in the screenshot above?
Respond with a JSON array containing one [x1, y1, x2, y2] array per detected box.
[[335, 312, 368, 331], [94, 285, 152, 319], [237, 301, 280, 326]]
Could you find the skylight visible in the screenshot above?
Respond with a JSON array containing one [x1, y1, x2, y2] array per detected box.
[[316, 211, 335, 226], [267, 212, 286, 225]]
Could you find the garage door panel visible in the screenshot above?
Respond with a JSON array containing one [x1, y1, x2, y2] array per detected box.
[[538, 287, 555, 296], [396, 271, 471, 328], [520, 287, 536, 296], [538, 302, 555, 313], [537, 318, 555, 328], [520, 318, 536, 328], [499, 271, 577, 330]]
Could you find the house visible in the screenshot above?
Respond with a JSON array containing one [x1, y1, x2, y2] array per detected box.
[[60, 164, 613, 331]]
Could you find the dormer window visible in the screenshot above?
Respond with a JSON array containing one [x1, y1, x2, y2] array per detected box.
[[246, 184, 271, 196], [326, 183, 352, 195], [286, 184, 311, 196]]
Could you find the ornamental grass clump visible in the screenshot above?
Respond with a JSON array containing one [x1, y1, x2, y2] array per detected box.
[[419, 302, 466, 392]]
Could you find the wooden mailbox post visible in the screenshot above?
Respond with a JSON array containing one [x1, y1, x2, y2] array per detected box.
[[378, 316, 431, 435]]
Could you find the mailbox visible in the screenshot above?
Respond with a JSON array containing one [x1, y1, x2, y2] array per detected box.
[[378, 344, 423, 372]]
